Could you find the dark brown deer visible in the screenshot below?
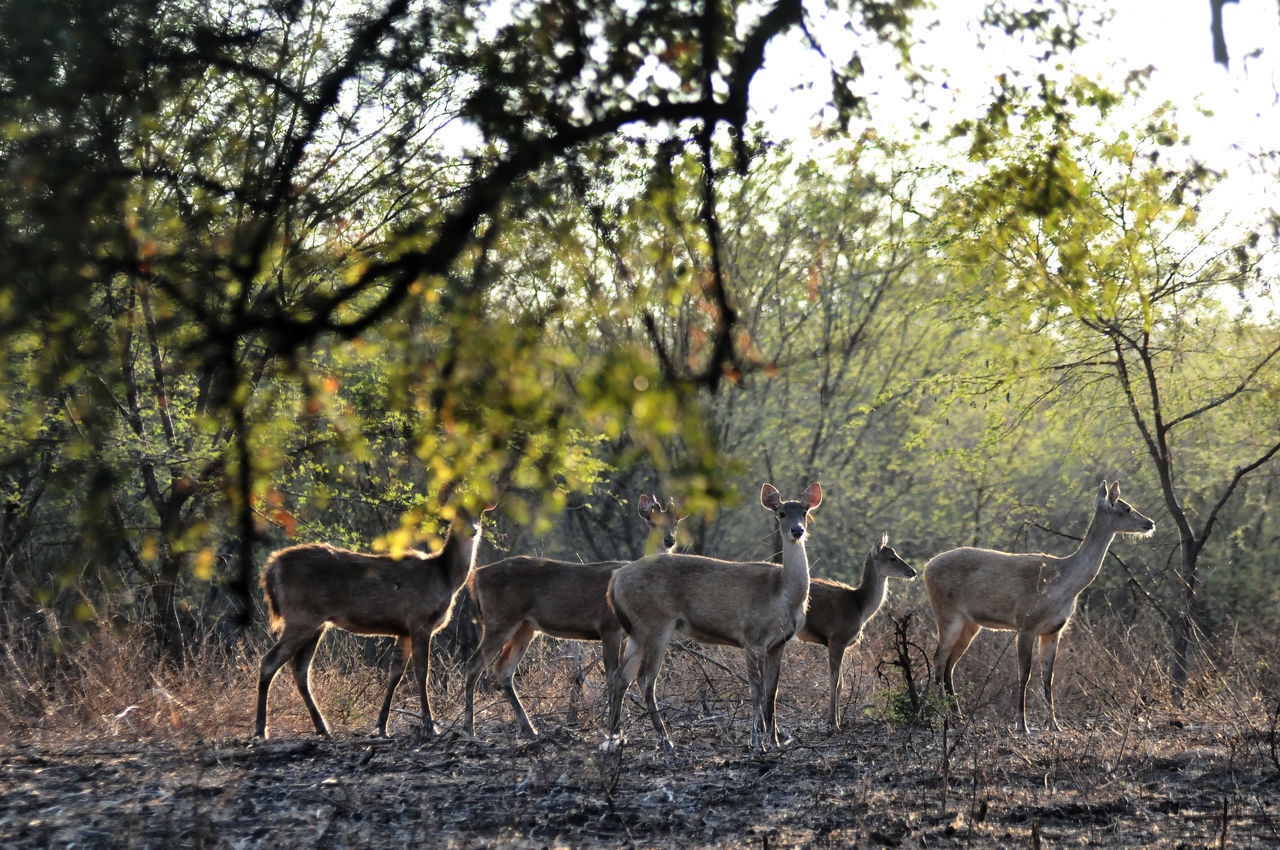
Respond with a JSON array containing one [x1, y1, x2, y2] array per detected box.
[[607, 483, 821, 750], [463, 494, 683, 737], [798, 532, 917, 729], [924, 480, 1154, 734], [254, 503, 486, 739]]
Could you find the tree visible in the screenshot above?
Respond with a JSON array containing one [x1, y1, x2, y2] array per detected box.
[[943, 76, 1280, 700], [3, 0, 933, 635]]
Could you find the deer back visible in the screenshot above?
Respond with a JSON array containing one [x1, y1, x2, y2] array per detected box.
[[263, 543, 458, 638], [470, 556, 624, 640], [610, 553, 796, 648], [924, 547, 1073, 631], [797, 577, 857, 646]]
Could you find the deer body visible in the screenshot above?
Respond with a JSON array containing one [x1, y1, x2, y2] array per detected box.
[[606, 483, 821, 750], [797, 533, 917, 729], [254, 508, 484, 739], [924, 481, 1154, 734], [463, 495, 681, 737]]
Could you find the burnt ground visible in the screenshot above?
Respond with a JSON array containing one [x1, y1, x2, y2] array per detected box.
[[4, 625, 1280, 848], [3, 707, 1279, 848]]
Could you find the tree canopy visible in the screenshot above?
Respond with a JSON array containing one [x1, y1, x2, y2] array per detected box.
[[2, 0, 1277, 701]]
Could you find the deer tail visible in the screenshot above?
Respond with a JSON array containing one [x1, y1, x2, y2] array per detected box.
[[609, 583, 634, 636], [261, 563, 285, 635]]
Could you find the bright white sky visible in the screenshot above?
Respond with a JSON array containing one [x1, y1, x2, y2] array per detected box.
[[752, 0, 1280, 211]]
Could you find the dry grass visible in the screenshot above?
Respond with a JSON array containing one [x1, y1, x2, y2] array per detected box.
[[2, 605, 1280, 847]]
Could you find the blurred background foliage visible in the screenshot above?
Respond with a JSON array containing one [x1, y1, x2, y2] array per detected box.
[[0, 0, 1276, 707]]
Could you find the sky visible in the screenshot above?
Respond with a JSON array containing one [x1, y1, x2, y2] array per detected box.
[[746, 0, 1280, 317], [752, 0, 1280, 197]]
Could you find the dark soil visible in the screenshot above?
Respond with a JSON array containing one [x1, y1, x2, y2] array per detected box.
[[4, 620, 1279, 847], [3, 708, 1278, 848]]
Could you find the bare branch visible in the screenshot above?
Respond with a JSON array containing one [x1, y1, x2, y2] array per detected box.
[[1165, 339, 1280, 430], [1198, 438, 1280, 550]]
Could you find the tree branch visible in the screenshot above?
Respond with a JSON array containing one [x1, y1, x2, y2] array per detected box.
[[1210, 0, 1240, 67], [1165, 339, 1280, 431], [1197, 438, 1280, 550]]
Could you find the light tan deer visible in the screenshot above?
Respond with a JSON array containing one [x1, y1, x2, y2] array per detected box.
[[462, 494, 684, 737], [798, 532, 917, 730], [924, 480, 1154, 734], [606, 482, 821, 750], [254, 503, 487, 739]]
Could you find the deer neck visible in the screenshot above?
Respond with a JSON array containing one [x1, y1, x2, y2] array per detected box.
[[1060, 508, 1117, 592], [779, 536, 811, 608], [442, 520, 481, 591], [852, 553, 889, 619]]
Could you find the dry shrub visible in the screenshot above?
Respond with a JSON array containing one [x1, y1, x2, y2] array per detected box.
[[0, 597, 470, 745], [3, 593, 1278, 753], [6, 595, 1280, 848], [491, 602, 1280, 748]]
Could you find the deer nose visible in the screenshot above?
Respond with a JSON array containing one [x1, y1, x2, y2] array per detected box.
[[663, 533, 676, 549], [789, 523, 805, 540]]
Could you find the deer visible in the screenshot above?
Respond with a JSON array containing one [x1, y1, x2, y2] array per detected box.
[[253, 501, 488, 740], [797, 531, 917, 730], [462, 493, 684, 738], [606, 482, 821, 751], [924, 480, 1155, 734]]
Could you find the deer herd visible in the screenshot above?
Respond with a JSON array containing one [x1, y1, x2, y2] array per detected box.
[[254, 480, 1154, 750]]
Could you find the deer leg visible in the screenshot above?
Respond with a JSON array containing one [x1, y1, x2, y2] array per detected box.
[[255, 637, 292, 739], [933, 616, 964, 692], [761, 644, 786, 749], [827, 642, 846, 731], [1015, 631, 1037, 735], [638, 623, 676, 750], [607, 636, 644, 735], [743, 646, 766, 750], [287, 630, 330, 737], [942, 622, 981, 701], [1040, 631, 1062, 732], [375, 635, 412, 737], [409, 629, 436, 737], [256, 627, 324, 738], [600, 628, 624, 731], [494, 622, 539, 737], [463, 620, 519, 735], [463, 627, 500, 736]]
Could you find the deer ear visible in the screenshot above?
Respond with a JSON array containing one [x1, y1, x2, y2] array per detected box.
[[669, 496, 688, 520], [803, 482, 822, 509], [1108, 481, 1121, 505], [637, 493, 654, 517], [1096, 480, 1109, 502], [878, 531, 889, 550], [760, 483, 781, 511]]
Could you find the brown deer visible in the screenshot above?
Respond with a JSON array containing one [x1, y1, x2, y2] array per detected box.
[[924, 480, 1155, 734], [606, 482, 821, 750], [254, 503, 487, 739], [798, 532, 917, 730], [463, 494, 684, 737]]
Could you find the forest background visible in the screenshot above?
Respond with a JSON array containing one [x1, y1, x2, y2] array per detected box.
[[1, 0, 1279, 744]]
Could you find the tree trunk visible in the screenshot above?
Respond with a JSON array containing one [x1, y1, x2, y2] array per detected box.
[[1168, 533, 1203, 706], [151, 552, 185, 664]]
